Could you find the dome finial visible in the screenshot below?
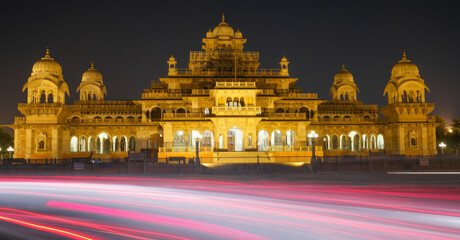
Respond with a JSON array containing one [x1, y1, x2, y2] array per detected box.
[[222, 13, 225, 23], [402, 50, 407, 60], [342, 64, 346, 70], [90, 61, 95, 69]]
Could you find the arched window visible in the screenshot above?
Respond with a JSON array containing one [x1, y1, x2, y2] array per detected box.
[[363, 116, 371, 121], [276, 108, 284, 113], [188, 130, 201, 148], [120, 136, 127, 152], [70, 136, 78, 152], [332, 135, 339, 150], [127, 116, 135, 122], [94, 116, 102, 122], [177, 108, 185, 114], [79, 137, 86, 152], [348, 131, 360, 151], [115, 116, 124, 123], [48, 93, 54, 103], [362, 135, 368, 149], [98, 132, 110, 154], [286, 130, 295, 146], [38, 140, 45, 150], [370, 135, 376, 150], [377, 134, 384, 149], [410, 137, 417, 147], [323, 135, 330, 150], [105, 116, 112, 122], [204, 108, 210, 115], [173, 131, 186, 147], [202, 130, 213, 147], [71, 116, 80, 123], [151, 107, 161, 119], [129, 137, 136, 151], [340, 135, 347, 150], [88, 136, 95, 152]]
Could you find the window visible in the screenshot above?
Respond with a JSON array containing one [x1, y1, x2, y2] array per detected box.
[[70, 136, 78, 152], [38, 140, 45, 150]]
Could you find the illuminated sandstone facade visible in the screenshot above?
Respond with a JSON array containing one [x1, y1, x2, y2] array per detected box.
[[10, 16, 438, 162]]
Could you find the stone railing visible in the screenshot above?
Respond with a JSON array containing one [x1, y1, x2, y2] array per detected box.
[[212, 106, 261, 116], [163, 112, 206, 120], [265, 112, 307, 120]]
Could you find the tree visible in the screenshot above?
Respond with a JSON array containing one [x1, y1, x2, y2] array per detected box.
[[0, 127, 14, 158]]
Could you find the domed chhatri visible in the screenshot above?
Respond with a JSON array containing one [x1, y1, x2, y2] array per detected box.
[[330, 65, 359, 101], [384, 51, 429, 104], [212, 14, 234, 38], [22, 48, 69, 104], [77, 62, 107, 101], [31, 48, 63, 75]]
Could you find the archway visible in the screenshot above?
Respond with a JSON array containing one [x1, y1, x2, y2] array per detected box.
[[228, 128, 244, 151], [202, 130, 214, 147], [377, 134, 384, 149], [98, 132, 110, 154], [348, 131, 360, 151], [150, 133, 163, 151], [70, 136, 78, 152], [188, 130, 201, 148], [79, 137, 86, 152], [286, 130, 296, 146], [88, 136, 95, 152], [258, 130, 269, 151], [332, 135, 339, 149], [120, 136, 127, 152], [173, 131, 186, 151], [271, 130, 283, 147]]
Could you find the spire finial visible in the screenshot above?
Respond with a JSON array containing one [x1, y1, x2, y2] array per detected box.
[[90, 61, 95, 69], [341, 64, 346, 70], [402, 50, 407, 60], [44, 47, 51, 58], [222, 13, 225, 23]]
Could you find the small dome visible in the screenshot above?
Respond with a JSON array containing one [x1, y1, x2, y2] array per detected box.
[[82, 62, 103, 83], [334, 65, 354, 83], [391, 52, 420, 78], [169, 55, 176, 61], [206, 28, 214, 38], [32, 49, 62, 75], [235, 29, 242, 38], [213, 14, 234, 37]]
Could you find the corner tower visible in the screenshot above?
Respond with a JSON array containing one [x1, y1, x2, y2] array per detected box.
[[22, 48, 69, 104], [380, 52, 437, 155]]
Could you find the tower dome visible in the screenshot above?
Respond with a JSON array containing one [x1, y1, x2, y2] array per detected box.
[[390, 51, 420, 78], [213, 14, 234, 37], [330, 65, 359, 101], [31, 48, 63, 75], [206, 28, 214, 38], [333, 64, 354, 83], [81, 62, 103, 83]]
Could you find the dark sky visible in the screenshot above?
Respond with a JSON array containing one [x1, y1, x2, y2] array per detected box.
[[1, 0, 459, 130]]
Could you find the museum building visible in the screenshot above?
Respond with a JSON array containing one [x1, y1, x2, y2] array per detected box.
[[10, 16, 438, 163]]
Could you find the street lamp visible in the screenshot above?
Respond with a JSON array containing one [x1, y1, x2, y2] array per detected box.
[[7, 146, 14, 159], [308, 131, 319, 174], [194, 134, 202, 168], [439, 142, 446, 154]]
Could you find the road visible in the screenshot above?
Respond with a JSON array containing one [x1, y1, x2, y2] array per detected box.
[[0, 175, 459, 239]]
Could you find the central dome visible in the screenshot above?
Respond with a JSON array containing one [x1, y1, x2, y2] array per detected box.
[[32, 49, 62, 75], [213, 14, 234, 37], [391, 52, 420, 78], [82, 62, 103, 83]]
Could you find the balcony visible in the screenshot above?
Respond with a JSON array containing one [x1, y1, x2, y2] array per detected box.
[[212, 106, 261, 116], [215, 82, 256, 88], [163, 112, 206, 120], [277, 92, 318, 99], [173, 68, 283, 77], [265, 112, 307, 120]]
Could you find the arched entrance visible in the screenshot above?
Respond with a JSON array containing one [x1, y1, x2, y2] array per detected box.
[[228, 128, 244, 151], [150, 133, 163, 151], [258, 130, 269, 151]]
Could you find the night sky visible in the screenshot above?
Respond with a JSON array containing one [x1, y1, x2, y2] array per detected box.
[[1, 0, 459, 131]]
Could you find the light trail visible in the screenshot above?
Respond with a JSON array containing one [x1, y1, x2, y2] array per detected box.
[[0, 175, 459, 239]]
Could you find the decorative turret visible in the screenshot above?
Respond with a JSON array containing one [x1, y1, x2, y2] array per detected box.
[[77, 62, 107, 101], [330, 65, 359, 101], [280, 56, 289, 76], [167, 55, 177, 76], [22, 48, 69, 104], [383, 51, 430, 104]]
